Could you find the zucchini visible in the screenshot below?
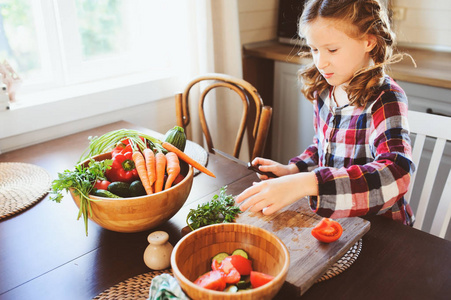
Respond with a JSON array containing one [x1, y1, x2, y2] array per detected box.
[[130, 180, 146, 197], [232, 249, 249, 259], [93, 189, 122, 198], [108, 181, 131, 197], [212, 252, 230, 264], [236, 279, 251, 290], [164, 126, 186, 151]]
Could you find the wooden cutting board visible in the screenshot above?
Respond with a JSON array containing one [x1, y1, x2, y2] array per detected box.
[[235, 199, 370, 297]]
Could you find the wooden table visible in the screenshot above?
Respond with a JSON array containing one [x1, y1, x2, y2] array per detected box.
[[1, 121, 450, 300]]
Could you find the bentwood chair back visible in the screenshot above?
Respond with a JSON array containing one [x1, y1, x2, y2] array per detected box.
[[406, 110, 451, 239], [175, 73, 272, 160]]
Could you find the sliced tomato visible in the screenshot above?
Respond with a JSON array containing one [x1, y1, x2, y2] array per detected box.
[[223, 255, 253, 275], [311, 218, 343, 243], [211, 258, 241, 284], [93, 180, 111, 190], [250, 271, 274, 288], [194, 270, 226, 291]]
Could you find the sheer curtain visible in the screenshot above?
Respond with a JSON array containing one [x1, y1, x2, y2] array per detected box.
[[180, 0, 249, 160]]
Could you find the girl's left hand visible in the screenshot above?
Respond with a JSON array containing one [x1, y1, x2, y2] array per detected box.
[[235, 172, 317, 215]]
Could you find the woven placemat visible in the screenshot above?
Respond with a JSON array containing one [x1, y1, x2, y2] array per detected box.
[[0, 162, 52, 220], [93, 269, 174, 300], [316, 238, 363, 283], [93, 239, 362, 299], [184, 140, 208, 176]]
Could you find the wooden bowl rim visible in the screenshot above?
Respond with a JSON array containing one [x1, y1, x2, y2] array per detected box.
[[170, 223, 290, 296]]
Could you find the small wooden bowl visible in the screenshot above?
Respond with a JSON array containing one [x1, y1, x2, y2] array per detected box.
[[171, 223, 290, 300], [70, 152, 193, 233]]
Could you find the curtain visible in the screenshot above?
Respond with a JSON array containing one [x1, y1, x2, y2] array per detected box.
[[180, 0, 250, 160]]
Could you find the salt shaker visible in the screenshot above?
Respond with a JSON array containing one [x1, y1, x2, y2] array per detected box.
[[143, 231, 173, 270]]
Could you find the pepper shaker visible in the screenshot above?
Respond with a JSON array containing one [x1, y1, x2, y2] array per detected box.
[[143, 231, 173, 270]]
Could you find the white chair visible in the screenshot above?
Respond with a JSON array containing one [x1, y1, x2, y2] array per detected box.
[[406, 110, 451, 239]]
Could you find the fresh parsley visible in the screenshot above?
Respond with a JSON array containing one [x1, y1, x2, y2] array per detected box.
[[50, 158, 112, 236], [186, 186, 242, 231]]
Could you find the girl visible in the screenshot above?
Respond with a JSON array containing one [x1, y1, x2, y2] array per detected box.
[[235, 0, 415, 225]]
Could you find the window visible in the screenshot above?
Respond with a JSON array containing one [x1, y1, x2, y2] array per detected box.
[[0, 0, 182, 101]]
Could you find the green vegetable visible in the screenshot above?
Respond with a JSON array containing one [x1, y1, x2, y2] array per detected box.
[[186, 186, 242, 231], [93, 189, 121, 198], [108, 181, 131, 198], [130, 180, 146, 197], [50, 159, 112, 236], [79, 129, 165, 163], [232, 249, 249, 259], [212, 252, 230, 264], [164, 126, 187, 151]]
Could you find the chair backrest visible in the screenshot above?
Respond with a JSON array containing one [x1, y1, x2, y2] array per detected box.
[[175, 73, 272, 160], [406, 110, 451, 238]]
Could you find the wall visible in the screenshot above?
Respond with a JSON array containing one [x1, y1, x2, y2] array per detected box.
[[238, 0, 451, 50], [391, 0, 451, 50], [238, 0, 279, 45]]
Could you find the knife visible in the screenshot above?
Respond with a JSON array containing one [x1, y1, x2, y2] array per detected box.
[[213, 148, 277, 178]]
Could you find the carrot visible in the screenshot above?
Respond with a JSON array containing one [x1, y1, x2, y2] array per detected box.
[[164, 152, 181, 190], [154, 152, 167, 193], [132, 151, 153, 195], [162, 142, 216, 178], [143, 148, 155, 194]]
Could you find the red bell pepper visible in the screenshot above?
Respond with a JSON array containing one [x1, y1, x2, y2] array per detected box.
[[105, 151, 139, 183]]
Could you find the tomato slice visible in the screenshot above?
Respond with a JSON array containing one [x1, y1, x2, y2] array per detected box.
[[311, 218, 343, 243], [250, 271, 274, 288], [223, 255, 253, 275], [194, 270, 226, 291]]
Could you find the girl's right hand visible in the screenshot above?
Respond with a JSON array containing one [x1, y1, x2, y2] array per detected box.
[[251, 157, 298, 180]]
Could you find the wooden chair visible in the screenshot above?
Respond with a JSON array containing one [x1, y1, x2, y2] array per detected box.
[[406, 110, 451, 238], [175, 73, 272, 160]]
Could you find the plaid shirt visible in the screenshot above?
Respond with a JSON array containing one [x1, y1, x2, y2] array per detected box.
[[290, 76, 415, 225]]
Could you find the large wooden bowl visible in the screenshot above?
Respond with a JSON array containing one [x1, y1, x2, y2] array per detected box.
[[171, 223, 290, 300], [70, 152, 194, 233]]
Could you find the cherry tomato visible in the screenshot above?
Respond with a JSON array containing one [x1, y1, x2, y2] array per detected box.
[[93, 180, 111, 190], [211, 258, 241, 284], [250, 271, 274, 288], [194, 270, 226, 291], [311, 218, 343, 243], [223, 255, 252, 275]]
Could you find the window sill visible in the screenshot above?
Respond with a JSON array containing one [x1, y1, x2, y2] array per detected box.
[[0, 70, 179, 151]]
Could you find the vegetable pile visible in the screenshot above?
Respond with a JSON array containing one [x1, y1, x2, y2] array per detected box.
[[50, 126, 215, 236], [194, 249, 275, 292], [186, 186, 242, 231]]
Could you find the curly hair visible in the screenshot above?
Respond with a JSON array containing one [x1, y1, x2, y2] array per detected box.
[[298, 0, 412, 106]]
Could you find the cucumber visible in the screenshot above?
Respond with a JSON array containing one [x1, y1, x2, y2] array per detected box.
[[164, 126, 187, 151], [93, 189, 122, 198], [224, 285, 238, 293], [232, 249, 249, 259], [130, 180, 146, 197], [236, 279, 251, 290], [108, 181, 131, 197], [212, 252, 230, 264]]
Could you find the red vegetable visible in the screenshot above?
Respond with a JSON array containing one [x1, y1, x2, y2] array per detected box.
[[311, 218, 343, 243], [211, 258, 241, 284], [194, 270, 226, 291], [250, 271, 274, 288], [93, 180, 111, 190], [105, 151, 139, 183], [223, 255, 252, 276]]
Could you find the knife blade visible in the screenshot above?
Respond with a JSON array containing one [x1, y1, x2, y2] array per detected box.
[[213, 148, 277, 178]]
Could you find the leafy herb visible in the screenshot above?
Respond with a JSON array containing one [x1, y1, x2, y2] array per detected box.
[[186, 186, 242, 231], [50, 159, 112, 236]]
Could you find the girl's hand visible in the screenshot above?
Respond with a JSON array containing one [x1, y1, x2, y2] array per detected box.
[[251, 157, 298, 180], [235, 172, 318, 215]]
